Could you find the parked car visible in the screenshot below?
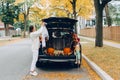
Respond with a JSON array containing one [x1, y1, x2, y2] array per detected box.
[[36, 17, 82, 67]]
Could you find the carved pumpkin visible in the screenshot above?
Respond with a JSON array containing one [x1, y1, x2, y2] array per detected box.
[[47, 48, 54, 56], [63, 48, 71, 55]]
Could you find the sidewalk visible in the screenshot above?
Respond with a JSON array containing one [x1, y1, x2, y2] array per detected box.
[[0, 36, 12, 41], [0, 37, 24, 46], [79, 36, 120, 49]]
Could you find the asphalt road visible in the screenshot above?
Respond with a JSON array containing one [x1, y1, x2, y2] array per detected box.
[[0, 39, 90, 80]]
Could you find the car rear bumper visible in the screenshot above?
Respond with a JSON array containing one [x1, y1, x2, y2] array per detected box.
[[38, 55, 76, 62]]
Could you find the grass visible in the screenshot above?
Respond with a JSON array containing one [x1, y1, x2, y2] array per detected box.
[[81, 39, 120, 80]]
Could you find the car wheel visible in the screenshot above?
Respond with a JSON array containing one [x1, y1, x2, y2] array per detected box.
[[36, 60, 41, 67], [79, 44, 82, 68], [74, 63, 80, 68], [70, 62, 80, 68]]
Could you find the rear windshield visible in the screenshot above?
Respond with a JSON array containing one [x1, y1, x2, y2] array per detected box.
[[51, 31, 71, 38]]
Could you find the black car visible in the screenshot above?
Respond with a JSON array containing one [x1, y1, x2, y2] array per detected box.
[[36, 17, 82, 67]]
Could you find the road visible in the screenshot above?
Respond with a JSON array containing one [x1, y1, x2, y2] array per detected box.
[[0, 39, 90, 80]]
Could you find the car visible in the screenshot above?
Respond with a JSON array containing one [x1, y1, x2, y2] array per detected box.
[[36, 17, 82, 68]]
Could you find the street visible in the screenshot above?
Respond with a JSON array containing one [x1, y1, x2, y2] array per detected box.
[[0, 39, 90, 80]]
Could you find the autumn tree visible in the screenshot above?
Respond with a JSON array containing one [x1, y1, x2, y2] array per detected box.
[[69, 0, 93, 33], [48, 0, 94, 33], [94, 0, 111, 47], [15, 0, 34, 38], [22, 0, 34, 38]]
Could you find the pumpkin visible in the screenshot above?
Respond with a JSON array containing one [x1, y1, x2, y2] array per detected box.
[[63, 48, 71, 55], [47, 48, 54, 56]]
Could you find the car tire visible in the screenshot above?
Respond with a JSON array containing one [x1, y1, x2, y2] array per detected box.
[[70, 62, 80, 68], [75, 63, 81, 68], [36, 60, 40, 67], [79, 44, 82, 68]]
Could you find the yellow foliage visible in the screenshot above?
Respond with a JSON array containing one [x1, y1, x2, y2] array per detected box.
[[30, 6, 42, 12], [43, 0, 71, 17], [49, 8, 67, 17], [47, 0, 94, 19], [64, 0, 73, 13], [14, 0, 94, 22], [76, 0, 94, 19], [14, 0, 24, 5], [29, 5, 48, 24], [19, 13, 24, 22], [39, 0, 51, 9], [14, 18, 17, 23]]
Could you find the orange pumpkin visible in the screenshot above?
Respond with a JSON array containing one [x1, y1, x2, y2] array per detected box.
[[47, 48, 54, 56], [63, 48, 71, 55]]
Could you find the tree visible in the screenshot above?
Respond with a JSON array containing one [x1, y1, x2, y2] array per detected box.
[[94, 0, 111, 47], [108, 2, 120, 26], [35, 0, 67, 17], [48, 0, 94, 33], [105, 4, 112, 26], [15, 0, 34, 38], [0, 0, 20, 36]]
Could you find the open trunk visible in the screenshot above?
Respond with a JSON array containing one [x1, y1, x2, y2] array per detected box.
[[45, 32, 73, 56], [41, 17, 78, 56], [37, 17, 82, 67]]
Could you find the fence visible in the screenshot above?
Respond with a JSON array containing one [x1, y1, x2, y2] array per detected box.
[[80, 26, 120, 41]]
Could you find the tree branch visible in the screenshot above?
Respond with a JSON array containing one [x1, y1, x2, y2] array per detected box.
[[77, 7, 81, 13], [101, 0, 111, 8], [94, 0, 101, 12], [27, 7, 30, 16], [70, 1, 73, 5]]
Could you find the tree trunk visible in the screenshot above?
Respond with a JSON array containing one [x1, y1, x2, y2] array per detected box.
[[94, 0, 112, 47], [94, 0, 104, 47], [4, 23, 10, 36], [23, 7, 30, 38], [72, 0, 77, 33], [105, 4, 111, 27], [23, 14, 27, 38], [95, 8, 103, 47]]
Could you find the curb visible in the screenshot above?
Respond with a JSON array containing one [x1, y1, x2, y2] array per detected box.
[[82, 54, 114, 80]]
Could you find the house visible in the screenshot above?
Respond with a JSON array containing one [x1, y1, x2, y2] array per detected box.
[[0, 22, 5, 37], [78, 1, 120, 29], [79, 1, 120, 41], [0, 21, 16, 37]]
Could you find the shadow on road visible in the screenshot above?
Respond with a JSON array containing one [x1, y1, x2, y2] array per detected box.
[[37, 62, 80, 71]]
